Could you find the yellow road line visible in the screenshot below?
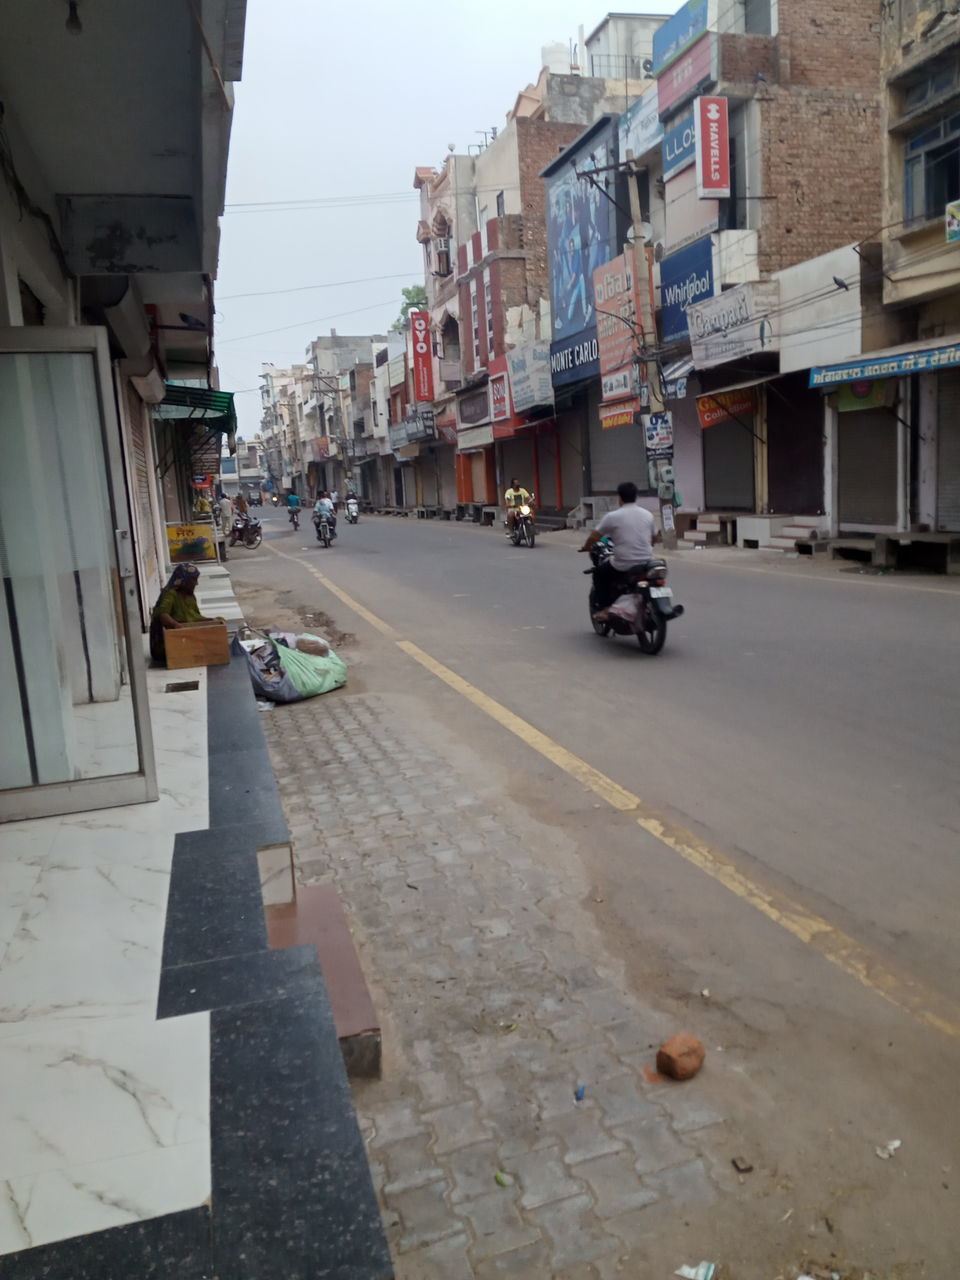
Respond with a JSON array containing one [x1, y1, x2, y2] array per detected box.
[[267, 542, 960, 1041]]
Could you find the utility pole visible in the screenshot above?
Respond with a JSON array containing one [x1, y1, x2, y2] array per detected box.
[[626, 159, 676, 550]]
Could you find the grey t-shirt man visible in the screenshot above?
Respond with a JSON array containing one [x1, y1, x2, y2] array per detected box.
[[596, 502, 657, 570]]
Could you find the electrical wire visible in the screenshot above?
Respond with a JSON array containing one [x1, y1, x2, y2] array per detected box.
[[216, 296, 402, 344], [217, 271, 421, 301]]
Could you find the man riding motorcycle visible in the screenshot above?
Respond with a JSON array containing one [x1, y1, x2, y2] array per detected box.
[[504, 478, 532, 537], [579, 480, 661, 616], [313, 491, 337, 539]]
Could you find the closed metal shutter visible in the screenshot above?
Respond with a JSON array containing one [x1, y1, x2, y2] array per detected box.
[[937, 370, 960, 530], [125, 386, 161, 621], [588, 389, 645, 494], [703, 416, 755, 510], [837, 409, 896, 526]]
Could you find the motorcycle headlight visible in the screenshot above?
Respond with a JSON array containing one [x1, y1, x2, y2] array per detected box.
[[520, 505, 531, 516]]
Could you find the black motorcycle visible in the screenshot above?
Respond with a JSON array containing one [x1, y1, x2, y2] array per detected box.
[[585, 537, 683, 655], [228, 513, 262, 550], [506, 494, 536, 548], [313, 510, 334, 548], [288, 506, 300, 532]]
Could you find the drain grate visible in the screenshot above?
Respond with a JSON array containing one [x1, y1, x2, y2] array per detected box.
[[165, 680, 200, 693]]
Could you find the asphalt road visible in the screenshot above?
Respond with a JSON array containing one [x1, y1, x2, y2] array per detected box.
[[235, 508, 960, 1270]]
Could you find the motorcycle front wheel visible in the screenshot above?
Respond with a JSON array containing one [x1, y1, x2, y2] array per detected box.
[[526, 524, 536, 548], [245, 531, 262, 549], [636, 609, 667, 654]]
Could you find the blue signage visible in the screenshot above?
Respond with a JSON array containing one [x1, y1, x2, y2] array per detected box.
[[550, 329, 600, 388], [662, 111, 696, 181], [652, 0, 711, 75], [810, 341, 960, 388], [660, 237, 716, 344]]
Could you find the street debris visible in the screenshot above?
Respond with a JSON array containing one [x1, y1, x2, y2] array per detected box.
[[494, 1169, 514, 1187], [405, 882, 419, 890], [780, 1208, 794, 1223], [499, 1021, 519, 1034], [675, 1264, 716, 1280], [657, 1032, 706, 1080], [875, 1138, 901, 1159], [642, 1064, 666, 1085], [574, 1084, 586, 1102], [731, 1155, 754, 1173], [701, 988, 710, 999]]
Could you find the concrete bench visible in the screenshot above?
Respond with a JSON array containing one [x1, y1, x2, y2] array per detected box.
[[874, 533, 960, 575]]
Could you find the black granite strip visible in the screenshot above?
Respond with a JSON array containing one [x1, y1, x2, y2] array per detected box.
[[0, 1207, 212, 1279], [158, 944, 323, 1020], [210, 991, 393, 1280], [161, 834, 268, 969]]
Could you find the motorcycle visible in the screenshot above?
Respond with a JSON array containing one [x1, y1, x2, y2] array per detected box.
[[506, 494, 536, 548], [585, 537, 683, 655], [313, 509, 334, 548], [345, 496, 359, 524], [228, 513, 263, 550], [271, 494, 279, 506], [288, 506, 300, 531]]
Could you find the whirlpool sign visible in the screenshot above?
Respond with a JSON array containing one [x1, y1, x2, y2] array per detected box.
[[659, 237, 716, 344]]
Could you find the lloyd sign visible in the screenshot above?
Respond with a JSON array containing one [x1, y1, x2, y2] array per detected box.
[[694, 97, 730, 199], [409, 310, 435, 403]]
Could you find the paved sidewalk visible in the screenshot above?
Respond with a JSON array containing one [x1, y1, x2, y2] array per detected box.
[[262, 691, 744, 1279]]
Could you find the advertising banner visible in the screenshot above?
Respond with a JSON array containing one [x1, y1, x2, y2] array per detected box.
[[599, 402, 639, 430], [662, 111, 696, 181], [643, 412, 674, 457], [507, 340, 554, 411], [659, 236, 716, 343], [593, 253, 639, 403], [490, 373, 510, 421], [619, 85, 663, 161], [166, 523, 217, 563], [809, 341, 960, 387], [652, 0, 714, 74], [694, 97, 730, 198], [696, 386, 757, 428], [410, 310, 435, 403], [545, 121, 617, 343], [657, 33, 717, 118], [458, 385, 490, 426], [689, 280, 780, 368], [550, 330, 600, 387]]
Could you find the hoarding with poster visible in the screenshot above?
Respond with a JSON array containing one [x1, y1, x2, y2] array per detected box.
[[694, 96, 730, 198], [490, 373, 510, 421], [696, 386, 757, 428], [409, 310, 435, 402], [657, 33, 717, 118], [593, 253, 639, 404]]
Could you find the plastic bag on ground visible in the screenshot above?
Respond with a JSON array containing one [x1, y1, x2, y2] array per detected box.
[[295, 632, 330, 657], [232, 633, 302, 704], [271, 640, 347, 698]]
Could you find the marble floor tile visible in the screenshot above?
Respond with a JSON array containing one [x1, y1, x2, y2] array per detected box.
[[0, 1013, 209, 1181], [0, 1139, 211, 1255]]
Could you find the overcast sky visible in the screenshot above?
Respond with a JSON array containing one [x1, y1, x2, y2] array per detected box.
[[215, 1, 685, 437]]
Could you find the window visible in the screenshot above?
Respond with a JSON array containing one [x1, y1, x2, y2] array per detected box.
[[470, 281, 480, 364], [743, 0, 772, 35], [901, 60, 960, 116], [496, 190, 505, 218], [484, 268, 495, 357], [433, 214, 452, 276], [905, 110, 960, 223]]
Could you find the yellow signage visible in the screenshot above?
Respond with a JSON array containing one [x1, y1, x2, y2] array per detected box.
[[166, 522, 217, 563]]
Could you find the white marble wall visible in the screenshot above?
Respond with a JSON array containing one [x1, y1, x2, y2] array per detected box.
[[0, 668, 212, 1255]]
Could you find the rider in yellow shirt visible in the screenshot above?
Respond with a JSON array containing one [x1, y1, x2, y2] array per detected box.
[[504, 478, 532, 536]]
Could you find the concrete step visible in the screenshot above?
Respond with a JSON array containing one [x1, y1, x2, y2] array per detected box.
[[767, 535, 803, 549], [696, 519, 722, 532], [683, 529, 723, 545], [779, 524, 821, 539]]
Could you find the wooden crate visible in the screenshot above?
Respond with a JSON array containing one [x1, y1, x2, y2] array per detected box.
[[164, 621, 229, 669]]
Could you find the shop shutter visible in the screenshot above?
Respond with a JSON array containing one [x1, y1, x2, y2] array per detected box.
[[937, 370, 960, 531], [588, 388, 645, 494], [837, 409, 896, 526], [703, 416, 755, 510]]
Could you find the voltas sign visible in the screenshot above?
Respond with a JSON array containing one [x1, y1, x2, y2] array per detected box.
[[694, 97, 730, 198], [410, 310, 435, 403]]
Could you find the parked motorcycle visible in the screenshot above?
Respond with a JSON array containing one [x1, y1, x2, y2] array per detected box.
[[228, 513, 263, 550], [313, 510, 333, 548], [584, 537, 683, 655], [345, 496, 359, 524], [506, 494, 536, 548]]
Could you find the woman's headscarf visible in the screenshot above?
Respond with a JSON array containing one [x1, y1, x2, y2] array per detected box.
[[164, 563, 201, 592]]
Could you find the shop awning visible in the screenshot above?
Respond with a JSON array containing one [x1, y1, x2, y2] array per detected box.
[[696, 375, 778, 429], [809, 337, 960, 389], [155, 383, 238, 452]]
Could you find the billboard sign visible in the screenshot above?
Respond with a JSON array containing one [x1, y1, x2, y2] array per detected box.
[[545, 121, 618, 342], [659, 236, 716, 344], [550, 331, 599, 387], [658, 33, 717, 118], [643, 412, 674, 457], [593, 252, 640, 403], [652, 0, 714, 74], [507, 340, 555, 411], [697, 386, 757, 428], [490, 372, 510, 421], [619, 85, 663, 160], [694, 96, 731, 198], [662, 111, 696, 181], [689, 280, 780, 368], [410, 310, 435, 402]]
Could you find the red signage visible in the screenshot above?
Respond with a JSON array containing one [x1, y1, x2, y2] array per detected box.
[[697, 387, 756, 429], [657, 32, 716, 118], [490, 372, 510, 421], [410, 310, 435, 403], [694, 96, 730, 198]]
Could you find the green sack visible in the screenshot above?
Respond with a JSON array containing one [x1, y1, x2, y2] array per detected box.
[[269, 639, 347, 698]]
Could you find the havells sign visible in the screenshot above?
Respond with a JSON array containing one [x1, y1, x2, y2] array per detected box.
[[694, 97, 730, 198]]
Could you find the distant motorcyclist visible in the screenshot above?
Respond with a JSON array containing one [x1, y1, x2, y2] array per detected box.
[[580, 480, 661, 616], [504, 478, 532, 537], [286, 491, 301, 526], [313, 491, 337, 539]]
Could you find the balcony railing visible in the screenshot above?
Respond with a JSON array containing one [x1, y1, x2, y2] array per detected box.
[[590, 53, 647, 80]]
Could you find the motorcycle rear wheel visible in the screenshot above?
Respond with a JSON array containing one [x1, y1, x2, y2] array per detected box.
[[589, 589, 610, 637], [636, 610, 667, 654], [245, 531, 262, 549]]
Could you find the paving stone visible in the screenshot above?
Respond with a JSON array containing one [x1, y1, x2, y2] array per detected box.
[[381, 1132, 446, 1195], [507, 1145, 585, 1210], [576, 1151, 660, 1219], [401, 1230, 475, 1280], [369, 1099, 428, 1148], [647, 1087, 726, 1134], [528, 1193, 621, 1269], [417, 1063, 475, 1110], [474, 1241, 555, 1278], [551, 1109, 625, 1165], [642, 1158, 718, 1208], [612, 1116, 693, 1175], [590, 1074, 660, 1128], [455, 1191, 540, 1262], [446, 1140, 502, 1204], [390, 1180, 460, 1252], [424, 1100, 492, 1155]]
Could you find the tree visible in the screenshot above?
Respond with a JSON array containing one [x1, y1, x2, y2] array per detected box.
[[392, 284, 427, 330]]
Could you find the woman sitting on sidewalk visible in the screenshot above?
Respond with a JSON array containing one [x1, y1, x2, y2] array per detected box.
[[149, 564, 219, 663]]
